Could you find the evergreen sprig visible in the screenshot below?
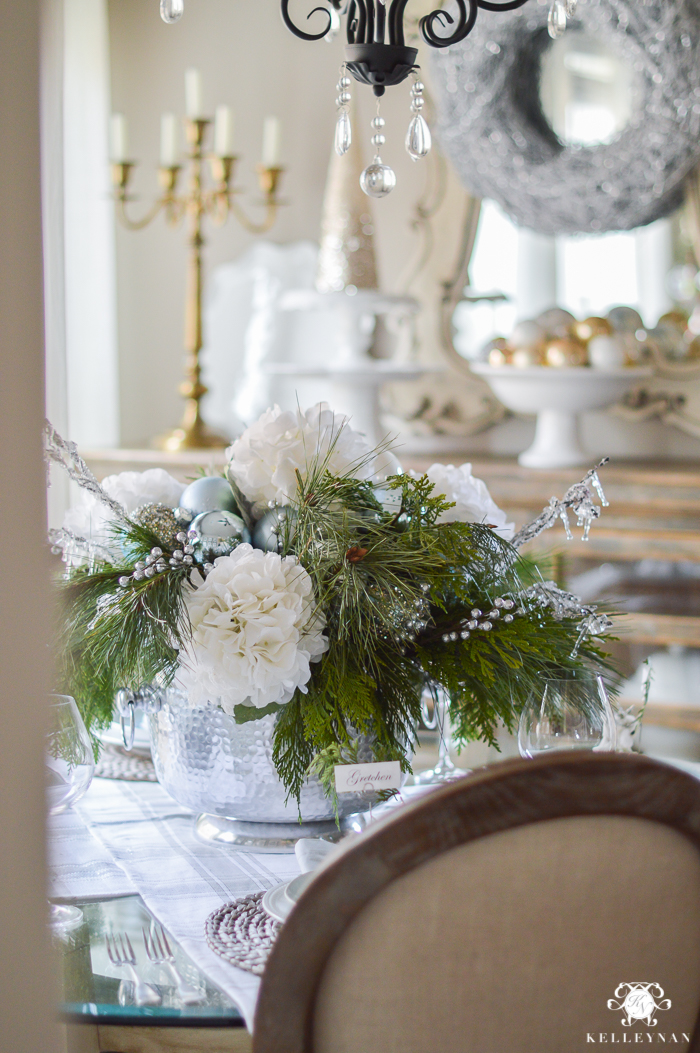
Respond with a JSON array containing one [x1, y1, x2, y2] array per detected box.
[[55, 518, 193, 749]]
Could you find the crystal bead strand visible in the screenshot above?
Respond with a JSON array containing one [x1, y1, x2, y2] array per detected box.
[[360, 104, 396, 198], [547, 0, 567, 38], [406, 75, 432, 161], [334, 68, 352, 157], [160, 0, 184, 24]]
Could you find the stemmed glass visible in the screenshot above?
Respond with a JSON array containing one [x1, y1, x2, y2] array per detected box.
[[46, 694, 95, 932], [518, 673, 617, 758], [414, 682, 470, 784]]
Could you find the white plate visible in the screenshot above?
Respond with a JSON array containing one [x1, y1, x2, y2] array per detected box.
[[261, 872, 315, 923]]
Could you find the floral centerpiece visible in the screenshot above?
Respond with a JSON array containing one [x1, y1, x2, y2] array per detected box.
[[47, 403, 615, 810]]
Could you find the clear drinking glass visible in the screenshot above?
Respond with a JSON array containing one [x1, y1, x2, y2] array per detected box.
[[46, 695, 95, 814], [414, 682, 470, 784], [46, 694, 95, 933], [518, 673, 617, 758]]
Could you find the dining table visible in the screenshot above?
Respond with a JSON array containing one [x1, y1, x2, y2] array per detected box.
[[49, 747, 700, 1053], [48, 752, 441, 1053]]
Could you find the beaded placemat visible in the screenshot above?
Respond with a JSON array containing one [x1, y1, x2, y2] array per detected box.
[[205, 892, 281, 976], [95, 743, 158, 782]]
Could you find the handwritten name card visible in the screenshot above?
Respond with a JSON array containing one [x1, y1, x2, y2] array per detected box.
[[334, 761, 402, 793]]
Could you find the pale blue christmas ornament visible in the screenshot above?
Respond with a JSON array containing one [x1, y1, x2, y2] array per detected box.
[[187, 510, 251, 562], [179, 476, 239, 517]]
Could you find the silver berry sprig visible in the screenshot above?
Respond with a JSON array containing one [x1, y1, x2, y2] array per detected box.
[[440, 596, 523, 643], [118, 532, 198, 588]]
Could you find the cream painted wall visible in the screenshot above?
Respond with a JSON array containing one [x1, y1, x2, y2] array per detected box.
[[108, 0, 445, 446]]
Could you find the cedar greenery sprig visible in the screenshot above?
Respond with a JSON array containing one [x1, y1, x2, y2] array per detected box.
[[54, 517, 193, 748]]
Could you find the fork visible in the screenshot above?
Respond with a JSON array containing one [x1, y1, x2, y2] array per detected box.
[[143, 925, 205, 1005], [105, 931, 161, 1006]]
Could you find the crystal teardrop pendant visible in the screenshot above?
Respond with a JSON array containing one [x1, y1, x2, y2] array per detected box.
[[547, 0, 566, 38], [334, 111, 352, 156], [360, 158, 396, 198], [406, 114, 431, 161], [160, 0, 184, 22]]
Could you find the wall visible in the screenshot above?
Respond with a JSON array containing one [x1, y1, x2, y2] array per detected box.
[[108, 0, 448, 446], [0, 0, 60, 1048]]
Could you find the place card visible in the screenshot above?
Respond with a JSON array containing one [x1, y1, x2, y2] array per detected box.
[[334, 761, 402, 793]]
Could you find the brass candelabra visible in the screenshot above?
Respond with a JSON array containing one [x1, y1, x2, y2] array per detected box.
[[111, 117, 284, 451]]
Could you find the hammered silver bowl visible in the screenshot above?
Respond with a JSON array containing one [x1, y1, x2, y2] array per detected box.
[[148, 686, 371, 823]]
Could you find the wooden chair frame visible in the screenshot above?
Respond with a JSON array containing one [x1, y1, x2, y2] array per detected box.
[[254, 752, 700, 1053]]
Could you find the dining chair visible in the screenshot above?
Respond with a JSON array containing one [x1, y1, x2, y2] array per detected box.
[[254, 752, 700, 1053]]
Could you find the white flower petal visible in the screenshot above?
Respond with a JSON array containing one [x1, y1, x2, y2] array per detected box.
[[179, 544, 328, 711], [226, 402, 372, 512], [426, 463, 514, 541]]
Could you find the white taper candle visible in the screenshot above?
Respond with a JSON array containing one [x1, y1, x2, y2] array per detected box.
[[214, 105, 233, 156], [110, 113, 128, 161], [160, 112, 177, 166], [185, 68, 203, 118], [261, 116, 281, 167]]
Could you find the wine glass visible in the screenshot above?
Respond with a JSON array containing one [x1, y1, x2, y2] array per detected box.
[[46, 694, 95, 932], [518, 673, 617, 758], [414, 682, 470, 785]]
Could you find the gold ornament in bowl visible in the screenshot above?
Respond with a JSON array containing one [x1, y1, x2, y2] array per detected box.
[[574, 316, 613, 344], [544, 338, 588, 369], [658, 309, 689, 331], [511, 346, 544, 368], [485, 337, 511, 367]]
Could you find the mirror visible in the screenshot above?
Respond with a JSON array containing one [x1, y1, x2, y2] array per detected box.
[[539, 31, 633, 148]]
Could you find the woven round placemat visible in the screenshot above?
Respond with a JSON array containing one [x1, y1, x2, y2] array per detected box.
[[205, 892, 281, 976], [95, 743, 158, 782]]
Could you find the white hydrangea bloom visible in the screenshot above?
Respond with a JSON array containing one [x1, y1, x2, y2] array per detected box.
[[179, 544, 328, 711], [62, 468, 185, 549], [226, 403, 371, 516], [426, 463, 515, 541]]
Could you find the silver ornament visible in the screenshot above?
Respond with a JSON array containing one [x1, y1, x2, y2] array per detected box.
[[252, 507, 296, 553], [179, 476, 239, 517], [132, 503, 182, 549], [187, 510, 251, 562]]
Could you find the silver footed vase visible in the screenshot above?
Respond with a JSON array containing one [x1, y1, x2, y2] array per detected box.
[[147, 686, 371, 824]]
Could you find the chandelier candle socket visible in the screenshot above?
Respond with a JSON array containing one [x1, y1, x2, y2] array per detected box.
[[110, 70, 285, 451]]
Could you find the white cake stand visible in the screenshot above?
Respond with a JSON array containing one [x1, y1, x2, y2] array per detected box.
[[471, 365, 652, 468]]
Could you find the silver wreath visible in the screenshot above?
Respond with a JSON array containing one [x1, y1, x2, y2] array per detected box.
[[431, 0, 700, 235]]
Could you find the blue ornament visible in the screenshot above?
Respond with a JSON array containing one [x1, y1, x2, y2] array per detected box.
[[179, 476, 239, 516], [188, 510, 251, 561], [252, 507, 296, 553]]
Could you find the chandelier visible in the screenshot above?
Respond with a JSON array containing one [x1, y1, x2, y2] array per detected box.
[[159, 0, 533, 195], [282, 0, 531, 94]]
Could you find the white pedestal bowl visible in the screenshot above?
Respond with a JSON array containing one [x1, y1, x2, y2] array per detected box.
[[471, 365, 652, 469]]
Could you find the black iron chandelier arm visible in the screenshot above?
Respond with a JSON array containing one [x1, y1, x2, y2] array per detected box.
[[280, 0, 338, 40], [476, 0, 531, 11], [420, 0, 478, 47], [388, 0, 478, 49]]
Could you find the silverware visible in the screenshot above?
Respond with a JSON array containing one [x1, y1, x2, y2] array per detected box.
[[105, 931, 161, 1006], [142, 925, 204, 1005]]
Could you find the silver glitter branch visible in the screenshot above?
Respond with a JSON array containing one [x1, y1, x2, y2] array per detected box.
[[48, 527, 115, 566], [43, 421, 129, 523], [522, 580, 614, 658], [511, 459, 609, 551]]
